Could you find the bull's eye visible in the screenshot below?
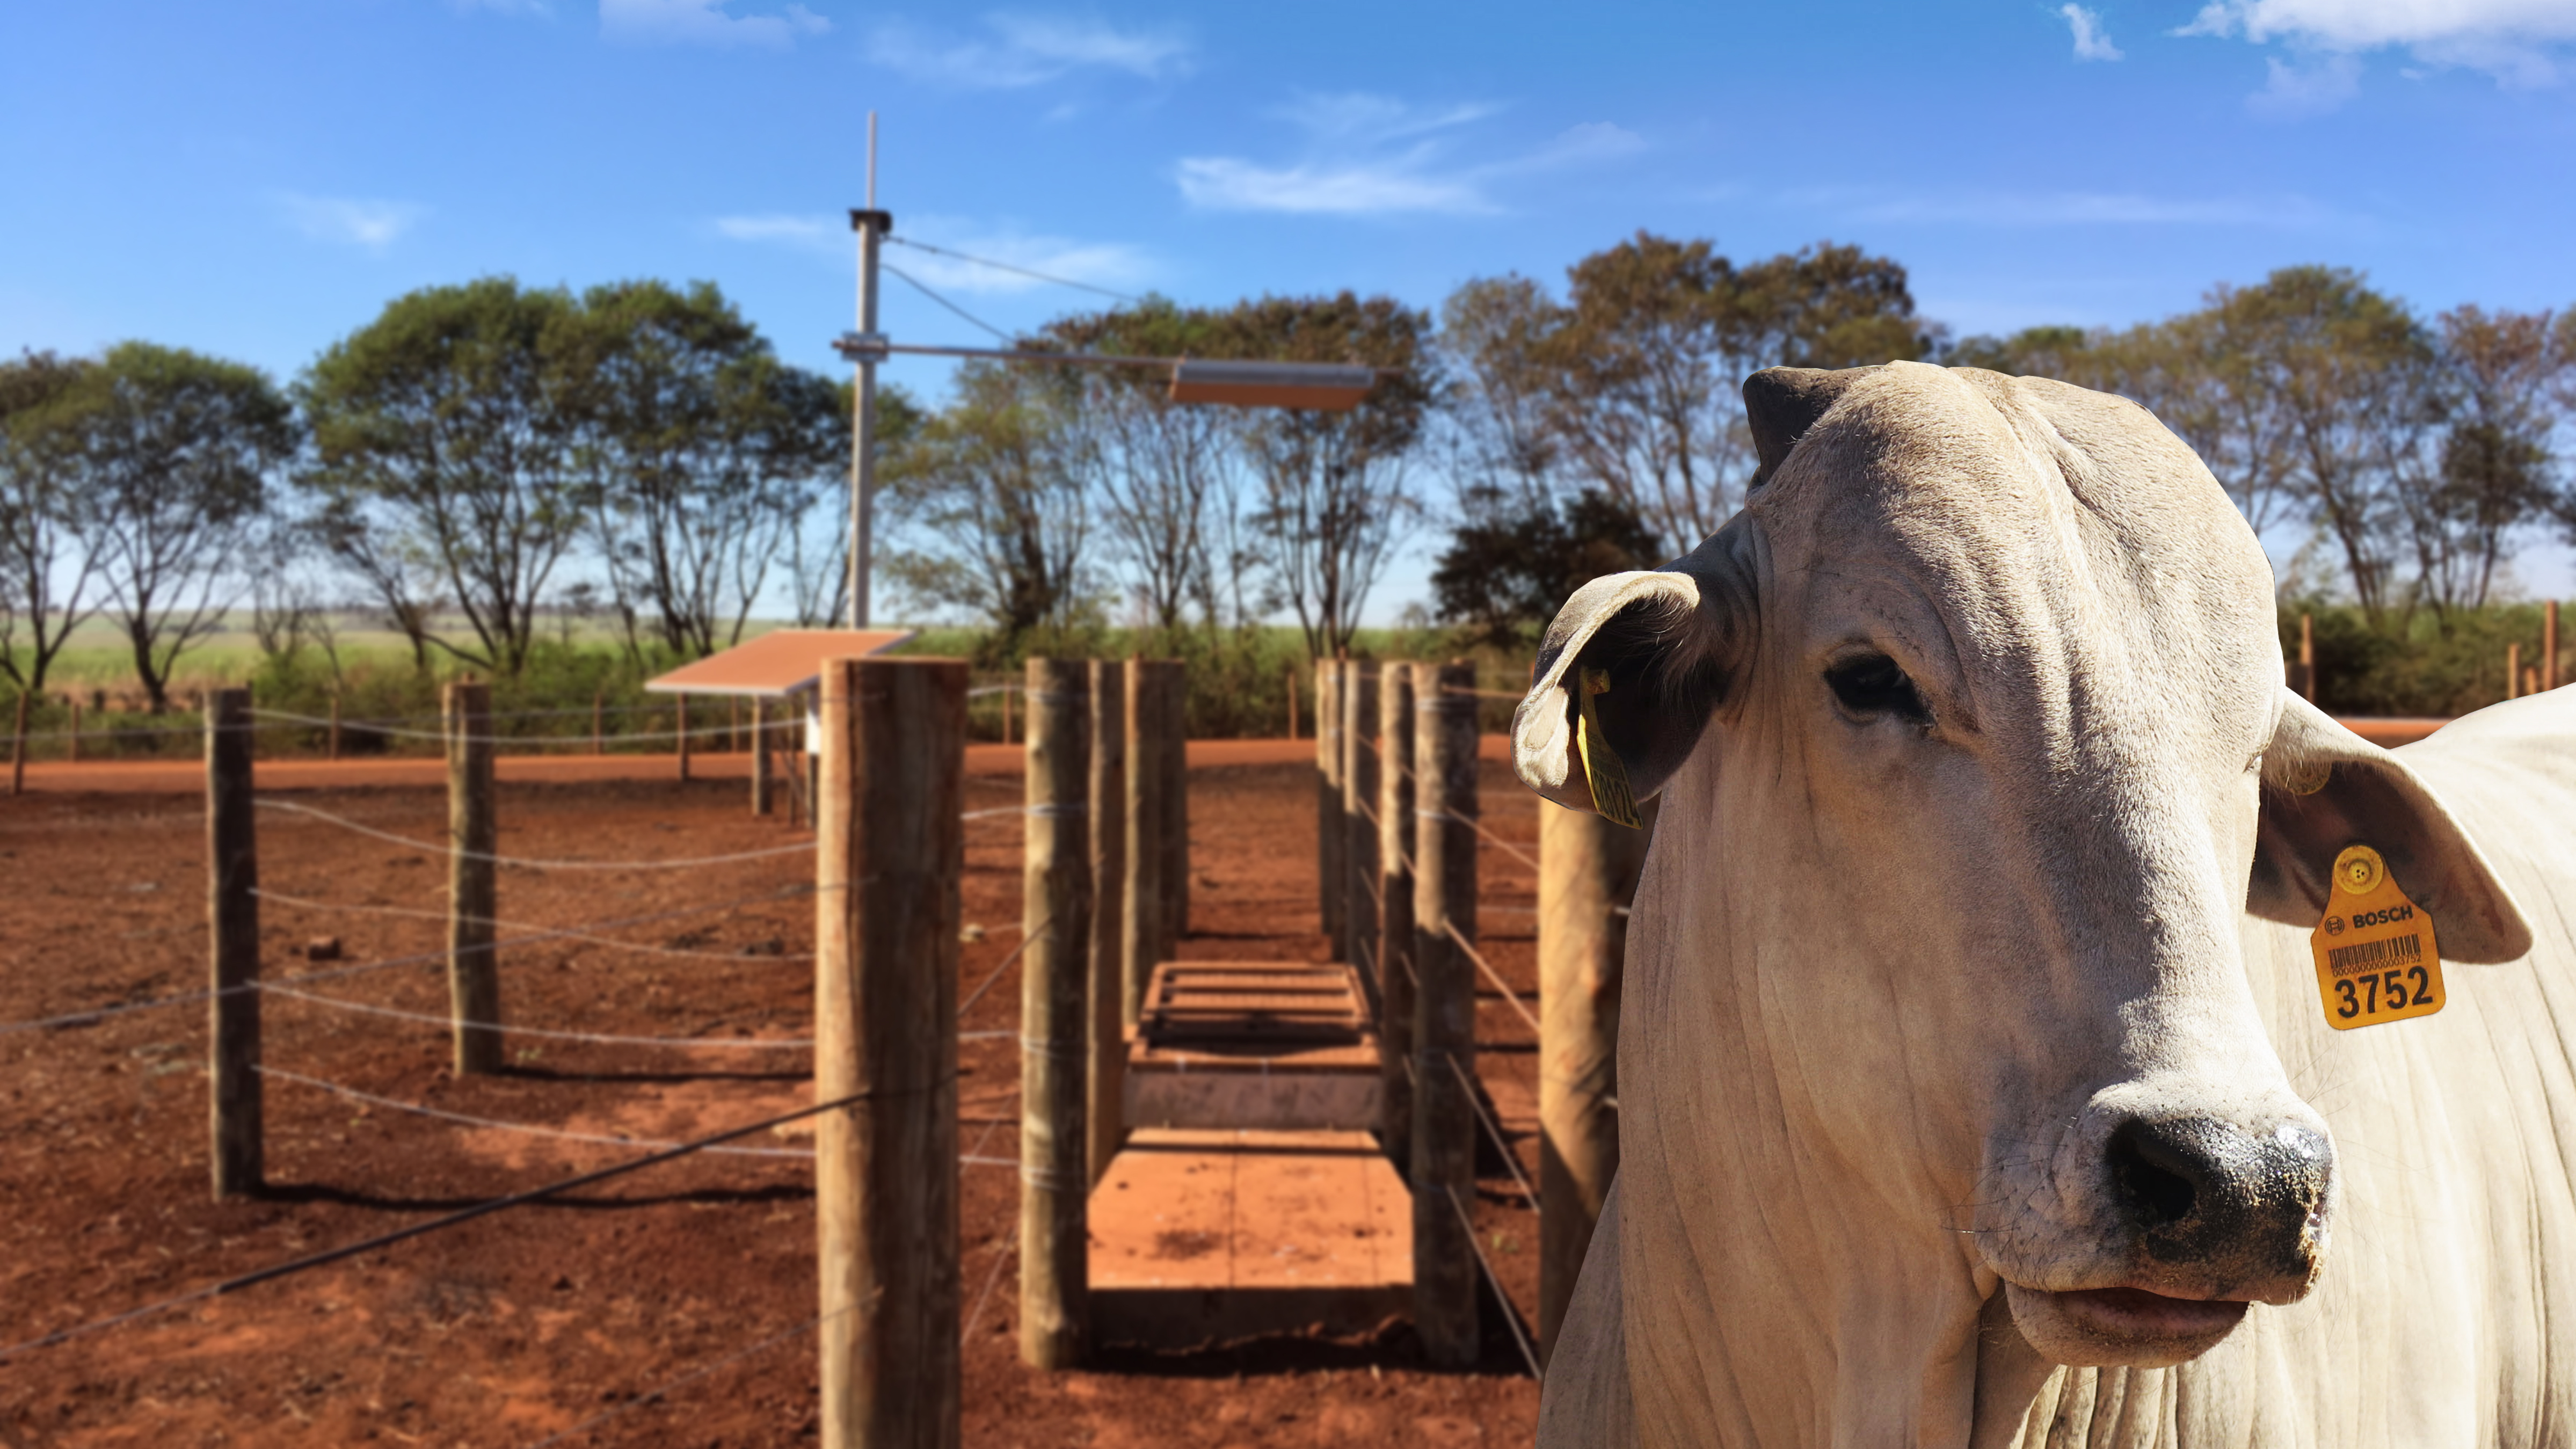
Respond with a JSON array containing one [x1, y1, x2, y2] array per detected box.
[[1824, 652, 1929, 724]]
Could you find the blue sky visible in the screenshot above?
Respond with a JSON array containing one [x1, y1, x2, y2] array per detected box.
[[7, 0, 2576, 610]]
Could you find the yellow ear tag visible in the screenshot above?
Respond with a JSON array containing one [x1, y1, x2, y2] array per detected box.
[[1575, 668, 1643, 830], [2310, 843, 2443, 1030]]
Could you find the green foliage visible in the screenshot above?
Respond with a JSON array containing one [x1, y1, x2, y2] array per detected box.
[[1431, 488, 1659, 649], [2283, 600, 2563, 716]]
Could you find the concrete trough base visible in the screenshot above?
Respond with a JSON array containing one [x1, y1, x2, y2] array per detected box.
[[1089, 1128, 1411, 1349]]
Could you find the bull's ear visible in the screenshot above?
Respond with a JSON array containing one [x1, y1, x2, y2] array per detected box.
[[2251, 690, 2531, 963], [1513, 569, 1734, 816]]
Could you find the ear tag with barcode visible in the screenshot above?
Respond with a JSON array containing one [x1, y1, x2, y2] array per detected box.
[[1575, 668, 1642, 830], [2311, 843, 2443, 1030]]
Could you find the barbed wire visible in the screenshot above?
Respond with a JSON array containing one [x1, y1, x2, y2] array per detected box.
[[1447, 1051, 1538, 1208], [0, 889, 819, 1037], [1445, 920, 1540, 1037], [252, 887, 813, 962], [957, 918, 1049, 1020], [261, 1067, 818, 1156], [258, 989, 816, 1052], [1444, 1182, 1542, 1382], [251, 708, 760, 747], [255, 799, 817, 870]]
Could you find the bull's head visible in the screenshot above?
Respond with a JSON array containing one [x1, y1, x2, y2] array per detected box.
[[1513, 361, 2530, 1372]]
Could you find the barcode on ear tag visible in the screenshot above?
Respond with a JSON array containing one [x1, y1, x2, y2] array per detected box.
[[1576, 668, 1642, 829], [2310, 843, 2443, 1030]]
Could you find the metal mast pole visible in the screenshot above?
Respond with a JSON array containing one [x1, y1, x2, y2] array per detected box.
[[848, 112, 886, 629]]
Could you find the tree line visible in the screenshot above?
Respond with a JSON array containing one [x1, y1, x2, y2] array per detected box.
[[4, 241, 2570, 712]]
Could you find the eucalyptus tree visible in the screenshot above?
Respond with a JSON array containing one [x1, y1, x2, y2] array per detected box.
[[299, 277, 591, 675], [2410, 305, 2567, 614], [43, 344, 296, 710], [1533, 234, 1930, 557], [1222, 292, 1435, 660], [0, 350, 102, 695], [879, 361, 1094, 645], [1040, 300, 1248, 631], [573, 280, 844, 659]]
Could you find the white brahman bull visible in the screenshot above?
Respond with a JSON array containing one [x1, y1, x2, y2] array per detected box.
[[1516, 360, 2572, 1447]]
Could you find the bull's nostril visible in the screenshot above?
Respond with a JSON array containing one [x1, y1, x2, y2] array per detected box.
[[2108, 1119, 2202, 1228]]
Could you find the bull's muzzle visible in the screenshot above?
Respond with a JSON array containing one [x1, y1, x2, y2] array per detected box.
[[2107, 1112, 2334, 1295]]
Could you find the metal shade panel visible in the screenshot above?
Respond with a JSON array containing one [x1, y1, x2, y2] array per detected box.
[[1168, 359, 1375, 411]]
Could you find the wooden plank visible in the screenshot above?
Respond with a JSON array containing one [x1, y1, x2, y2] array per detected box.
[[816, 657, 965, 1449], [1020, 658, 1091, 1369]]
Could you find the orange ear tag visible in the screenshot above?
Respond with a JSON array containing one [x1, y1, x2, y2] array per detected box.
[[2310, 843, 2443, 1030], [1575, 668, 1642, 830]]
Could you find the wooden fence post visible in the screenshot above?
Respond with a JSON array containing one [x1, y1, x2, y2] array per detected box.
[[1158, 661, 1189, 953], [1121, 661, 1173, 1029], [9, 687, 26, 796], [752, 697, 773, 817], [207, 687, 261, 1198], [1286, 664, 1299, 741], [1316, 658, 1344, 959], [1342, 662, 1380, 997], [1021, 659, 1091, 1368], [326, 694, 341, 761], [678, 694, 693, 781], [68, 700, 82, 764], [592, 690, 605, 755], [445, 680, 502, 1075], [1411, 659, 1479, 1367], [1377, 663, 1417, 1173], [1537, 799, 1651, 1361], [816, 657, 965, 1449], [2508, 642, 2523, 701], [2546, 600, 2561, 693], [1087, 659, 1127, 1184]]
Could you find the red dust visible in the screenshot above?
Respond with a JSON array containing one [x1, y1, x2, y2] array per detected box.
[[0, 754, 1548, 1446]]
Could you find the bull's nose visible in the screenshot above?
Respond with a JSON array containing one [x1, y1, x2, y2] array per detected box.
[[2106, 1115, 2333, 1285]]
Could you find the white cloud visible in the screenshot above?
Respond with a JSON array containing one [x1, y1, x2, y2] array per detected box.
[[714, 211, 1151, 295], [2062, 4, 2126, 60], [2250, 52, 2367, 110], [2181, 0, 2576, 88], [600, 0, 829, 49], [867, 13, 1189, 88], [1807, 186, 2337, 228], [715, 213, 838, 248], [275, 193, 426, 250], [1175, 157, 1495, 216], [1176, 97, 1642, 216]]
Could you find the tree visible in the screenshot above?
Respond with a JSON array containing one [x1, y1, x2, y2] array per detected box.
[[879, 362, 1093, 646], [299, 277, 592, 676], [1536, 235, 1932, 557], [2404, 306, 2565, 614], [1224, 293, 1435, 660], [1040, 301, 1248, 631], [1431, 488, 1659, 649], [0, 351, 103, 695], [46, 344, 296, 711], [573, 279, 844, 659], [785, 383, 923, 628]]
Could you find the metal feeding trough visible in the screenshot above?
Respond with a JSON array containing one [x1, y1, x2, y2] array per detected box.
[[1123, 962, 1384, 1132]]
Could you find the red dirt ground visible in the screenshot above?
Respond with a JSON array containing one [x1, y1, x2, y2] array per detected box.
[[0, 751, 1552, 1447]]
